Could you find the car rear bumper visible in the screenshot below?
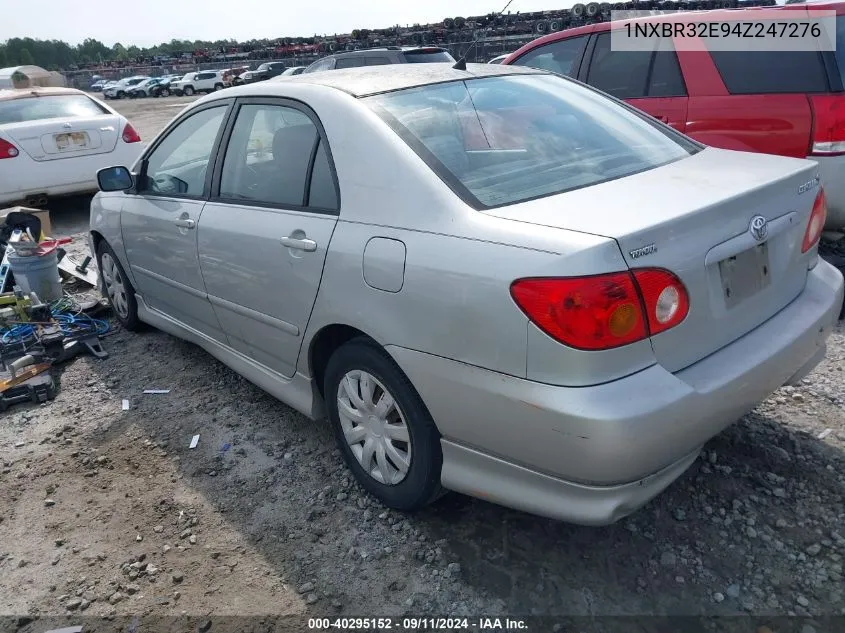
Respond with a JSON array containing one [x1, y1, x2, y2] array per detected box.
[[388, 260, 843, 525], [812, 154, 845, 230], [0, 143, 143, 206]]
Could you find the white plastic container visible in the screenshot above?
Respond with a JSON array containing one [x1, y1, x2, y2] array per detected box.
[[7, 247, 62, 302]]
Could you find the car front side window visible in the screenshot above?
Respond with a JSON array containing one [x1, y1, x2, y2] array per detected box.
[[139, 106, 228, 198]]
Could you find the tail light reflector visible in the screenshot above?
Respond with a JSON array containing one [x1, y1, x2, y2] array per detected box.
[[510, 268, 689, 351], [121, 122, 141, 144], [809, 95, 845, 156], [802, 188, 827, 253], [0, 138, 19, 159]]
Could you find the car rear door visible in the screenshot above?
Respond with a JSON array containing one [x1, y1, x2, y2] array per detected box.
[[679, 34, 824, 157], [579, 31, 689, 132], [198, 98, 340, 378]]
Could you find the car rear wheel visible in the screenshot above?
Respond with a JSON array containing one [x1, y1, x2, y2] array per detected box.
[[183, 86, 194, 96], [117, 91, 126, 99], [324, 338, 443, 511], [213, 83, 223, 91], [161, 88, 170, 97], [97, 241, 142, 331]]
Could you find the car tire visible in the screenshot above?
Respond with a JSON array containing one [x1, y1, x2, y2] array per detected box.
[[213, 83, 223, 91], [324, 338, 443, 512], [183, 86, 194, 96], [96, 241, 142, 331], [117, 91, 126, 99], [161, 88, 170, 97]]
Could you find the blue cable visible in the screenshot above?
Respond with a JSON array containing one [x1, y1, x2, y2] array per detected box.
[[0, 304, 110, 348]]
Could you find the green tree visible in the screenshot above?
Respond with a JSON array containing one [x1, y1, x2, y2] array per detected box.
[[19, 47, 34, 65]]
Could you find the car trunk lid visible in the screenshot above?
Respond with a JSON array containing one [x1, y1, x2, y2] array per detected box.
[[3, 115, 121, 162], [485, 147, 820, 373]]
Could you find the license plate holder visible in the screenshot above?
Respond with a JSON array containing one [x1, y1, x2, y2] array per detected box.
[[55, 131, 89, 151], [719, 242, 771, 309]]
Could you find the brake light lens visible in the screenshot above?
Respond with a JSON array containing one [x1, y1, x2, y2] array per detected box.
[[121, 122, 141, 144], [809, 95, 845, 156], [802, 188, 827, 253], [510, 268, 689, 350], [0, 138, 19, 159]]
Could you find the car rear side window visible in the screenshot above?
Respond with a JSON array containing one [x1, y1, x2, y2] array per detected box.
[[648, 40, 686, 97], [587, 32, 652, 99], [510, 35, 588, 77], [707, 48, 829, 94], [0, 95, 108, 125], [403, 50, 454, 63], [366, 56, 391, 66], [367, 74, 698, 209], [336, 57, 365, 69]]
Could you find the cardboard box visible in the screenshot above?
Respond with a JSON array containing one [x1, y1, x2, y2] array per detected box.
[[0, 206, 53, 239]]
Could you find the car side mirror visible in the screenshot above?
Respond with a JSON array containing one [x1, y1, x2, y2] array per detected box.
[[97, 166, 133, 192]]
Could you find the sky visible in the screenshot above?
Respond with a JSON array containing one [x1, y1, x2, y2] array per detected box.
[[3, 0, 571, 47]]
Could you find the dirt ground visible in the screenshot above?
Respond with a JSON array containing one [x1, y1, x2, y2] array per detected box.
[[2, 96, 845, 629]]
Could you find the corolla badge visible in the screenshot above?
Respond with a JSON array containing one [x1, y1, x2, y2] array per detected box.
[[749, 215, 768, 242]]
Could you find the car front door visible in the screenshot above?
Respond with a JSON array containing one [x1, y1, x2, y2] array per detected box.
[[120, 100, 232, 343], [198, 99, 340, 378]]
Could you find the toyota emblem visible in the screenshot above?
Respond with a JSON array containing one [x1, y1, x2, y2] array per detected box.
[[749, 215, 768, 242]]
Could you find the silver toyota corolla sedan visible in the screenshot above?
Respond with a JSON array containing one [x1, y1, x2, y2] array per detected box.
[[90, 63, 844, 525]]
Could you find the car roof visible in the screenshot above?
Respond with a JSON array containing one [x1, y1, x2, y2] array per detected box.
[[259, 63, 544, 97], [0, 87, 86, 102]]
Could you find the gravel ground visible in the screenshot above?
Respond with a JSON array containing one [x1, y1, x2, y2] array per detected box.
[[1, 97, 845, 626]]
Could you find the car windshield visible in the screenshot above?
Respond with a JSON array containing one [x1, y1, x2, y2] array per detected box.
[[366, 74, 699, 208], [257, 64, 270, 71], [402, 50, 454, 63], [0, 94, 107, 125]]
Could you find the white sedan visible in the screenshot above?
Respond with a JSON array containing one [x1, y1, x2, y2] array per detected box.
[[0, 87, 144, 207]]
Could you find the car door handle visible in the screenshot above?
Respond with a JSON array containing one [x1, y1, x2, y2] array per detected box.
[[280, 236, 317, 252], [174, 218, 196, 229]]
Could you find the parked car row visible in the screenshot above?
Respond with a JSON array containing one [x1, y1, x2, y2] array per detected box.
[[88, 64, 309, 100]]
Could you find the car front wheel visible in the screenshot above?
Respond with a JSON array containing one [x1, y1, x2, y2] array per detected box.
[[161, 88, 170, 97], [324, 338, 443, 511], [97, 241, 142, 331], [117, 91, 126, 99]]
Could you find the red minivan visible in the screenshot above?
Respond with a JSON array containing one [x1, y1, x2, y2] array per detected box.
[[503, 1, 845, 230]]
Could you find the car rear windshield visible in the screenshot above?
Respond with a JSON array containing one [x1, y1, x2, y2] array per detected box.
[[366, 74, 698, 208], [402, 50, 455, 63], [0, 95, 108, 125]]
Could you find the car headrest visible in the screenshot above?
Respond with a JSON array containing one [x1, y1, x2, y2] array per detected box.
[[272, 124, 317, 163]]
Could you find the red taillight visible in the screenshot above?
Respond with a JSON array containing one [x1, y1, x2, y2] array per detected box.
[[809, 95, 845, 156], [510, 268, 689, 351], [121, 122, 141, 143], [0, 138, 19, 159], [802, 188, 827, 253]]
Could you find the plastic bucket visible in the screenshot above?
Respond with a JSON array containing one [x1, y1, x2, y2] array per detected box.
[[7, 247, 62, 302]]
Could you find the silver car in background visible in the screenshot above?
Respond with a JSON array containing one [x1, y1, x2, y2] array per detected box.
[[89, 64, 844, 525]]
